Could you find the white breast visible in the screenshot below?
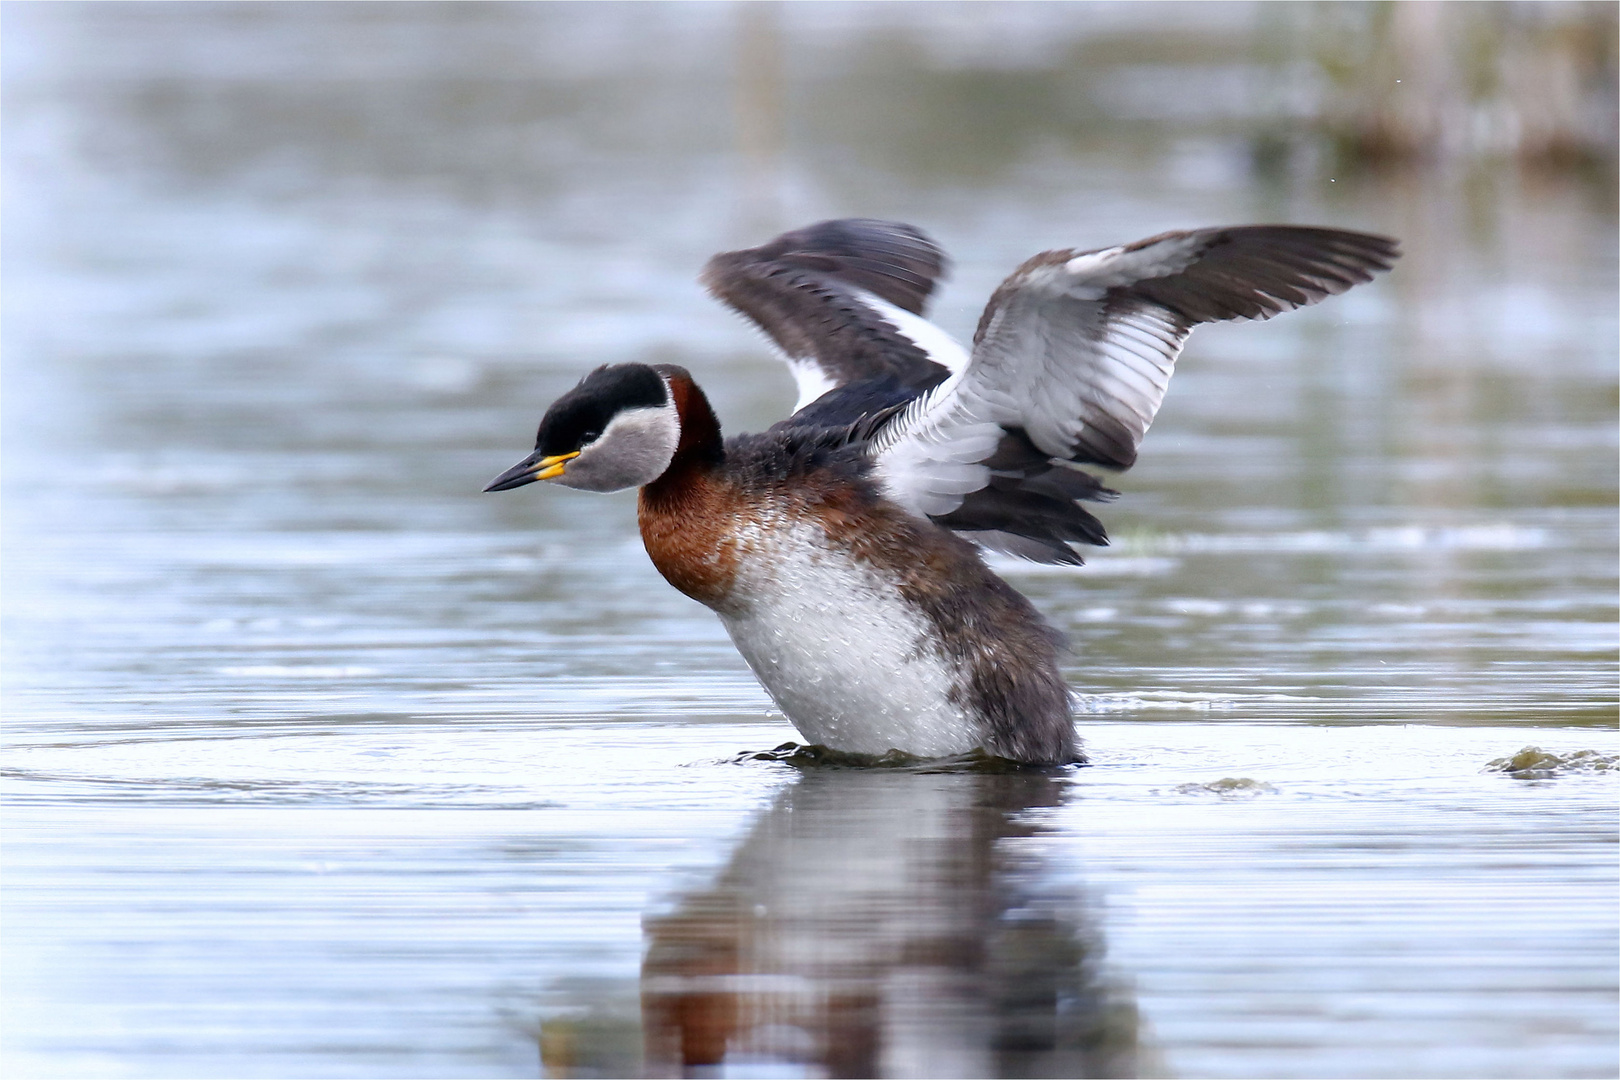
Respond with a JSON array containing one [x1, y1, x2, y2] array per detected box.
[[718, 520, 981, 759]]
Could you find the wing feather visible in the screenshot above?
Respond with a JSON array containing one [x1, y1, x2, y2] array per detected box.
[[872, 225, 1399, 559], [702, 218, 963, 417]]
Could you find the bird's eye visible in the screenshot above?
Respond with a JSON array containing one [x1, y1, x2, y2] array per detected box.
[[581, 428, 602, 445]]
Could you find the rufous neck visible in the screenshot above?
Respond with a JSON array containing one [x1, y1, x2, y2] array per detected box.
[[644, 365, 723, 500]]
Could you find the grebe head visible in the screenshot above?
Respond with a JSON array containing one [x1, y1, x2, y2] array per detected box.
[[485, 363, 680, 493]]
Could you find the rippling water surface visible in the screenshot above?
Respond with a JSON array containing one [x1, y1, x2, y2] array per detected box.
[[4, 6, 1616, 1078]]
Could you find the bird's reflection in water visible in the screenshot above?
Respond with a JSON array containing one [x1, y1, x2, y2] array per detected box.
[[544, 764, 1142, 1079]]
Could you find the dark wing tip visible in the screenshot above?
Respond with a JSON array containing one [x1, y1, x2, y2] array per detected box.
[[1128, 224, 1401, 326], [707, 218, 949, 316], [702, 219, 959, 404]]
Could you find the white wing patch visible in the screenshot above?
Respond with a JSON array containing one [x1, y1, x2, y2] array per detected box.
[[869, 239, 1204, 520], [854, 223, 1399, 564], [871, 373, 1007, 518], [1060, 233, 1204, 287], [868, 225, 1398, 528], [784, 351, 839, 412], [771, 293, 966, 412], [873, 297, 1190, 521], [854, 290, 971, 375]]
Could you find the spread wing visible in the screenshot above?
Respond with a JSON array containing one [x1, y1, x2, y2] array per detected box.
[[702, 218, 967, 418], [870, 225, 1401, 563]]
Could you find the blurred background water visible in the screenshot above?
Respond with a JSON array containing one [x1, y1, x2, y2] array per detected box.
[[2, 3, 1616, 1078]]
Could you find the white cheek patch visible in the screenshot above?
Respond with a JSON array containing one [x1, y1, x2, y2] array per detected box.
[[602, 404, 676, 443], [558, 403, 680, 491]]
